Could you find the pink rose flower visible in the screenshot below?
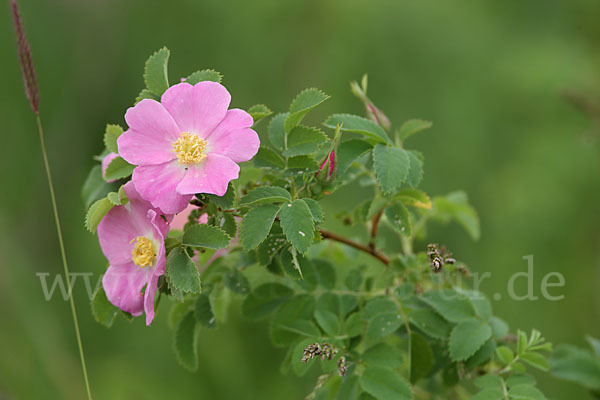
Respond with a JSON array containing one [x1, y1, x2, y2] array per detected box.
[[117, 81, 260, 214], [97, 181, 171, 325]]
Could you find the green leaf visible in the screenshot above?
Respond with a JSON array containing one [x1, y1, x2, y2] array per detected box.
[[285, 155, 320, 174], [182, 224, 231, 249], [394, 188, 432, 210], [359, 366, 412, 400], [314, 309, 340, 336], [344, 312, 366, 337], [397, 119, 432, 142], [489, 316, 509, 338], [365, 312, 403, 346], [551, 344, 600, 390], [471, 389, 504, 400], [301, 198, 324, 223], [408, 308, 450, 340], [268, 113, 288, 151], [362, 343, 403, 369], [270, 295, 316, 347], [185, 69, 222, 84], [314, 259, 335, 288], [219, 212, 237, 238], [241, 283, 294, 320], [247, 104, 272, 125], [285, 88, 329, 133], [106, 191, 121, 206], [91, 286, 118, 328], [587, 336, 600, 357], [405, 150, 424, 188], [385, 203, 411, 237], [166, 247, 201, 293], [257, 234, 287, 265], [104, 156, 135, 181], [520, 352, 550, 371], [82, 165, 115, 208], [324, 114, 391, 144], [279, 199, 315, 253], [466, 340, 496, 368], [239, 186, 291, 207], [254, 147, 286, 169], [508, 384, 547, 400], [457, 289, 492, 321], [496, 346, 515, 364], [135, 88, 158, 104], [223, 268, 250, 295], [240, 204, 281, 250], [372, 144, 410, 194], [337, 374, 361, 400], [292, 338, 320, 376], [206, 182, 236, 209], [336, 139, 373, 177], [194, 293, 216, 328], [85, 197, 114, 233], [144, 47, 170, 95], [283, 126, 329, 157], [449, 318, 492, 361], [104, 124, 123, 154], [420, 289, 475, 323], [474, 374, 503, 390], [173, 311, 198, 371], [433, 191, 480, 240], [410, 332, 434, 383]]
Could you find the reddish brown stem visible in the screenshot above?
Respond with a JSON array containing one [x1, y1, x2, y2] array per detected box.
[[319, 228, 390, 266], [369, 210, 383, 250]]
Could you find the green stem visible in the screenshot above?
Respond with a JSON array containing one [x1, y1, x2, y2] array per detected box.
[[36, 115, 93, 400]]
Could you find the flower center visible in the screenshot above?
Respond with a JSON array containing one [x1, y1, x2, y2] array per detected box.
[[131, 236, 155, 268], [172, 132, 207, 164]]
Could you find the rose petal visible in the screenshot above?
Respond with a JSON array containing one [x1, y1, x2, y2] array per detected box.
[[102, 262, 151, 316], [132, 161, 192, 214], [207, 109, 259, 163], [176, 154, 240, 196]]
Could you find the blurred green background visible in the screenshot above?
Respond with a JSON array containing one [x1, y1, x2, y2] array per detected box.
[[1, 0, 600, 398]]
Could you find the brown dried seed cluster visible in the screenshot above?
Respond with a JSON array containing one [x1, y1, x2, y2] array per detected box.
[[426, 243, 455, 272], [302, 342, 338, 363]]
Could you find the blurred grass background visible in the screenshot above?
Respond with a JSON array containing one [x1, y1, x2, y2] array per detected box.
[[1, 0, 600, 398]]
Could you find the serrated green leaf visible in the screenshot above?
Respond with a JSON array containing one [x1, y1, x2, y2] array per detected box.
[[420, 289, 475, 323], [106, 191, 121, 206], [410, 332, 434, 383], [257, 234, 287, 265], [337, 374, 361, 400], [135, 88, 158, 104], [466, 340, 496, 369], [457, 289, 492, 321], [104, 124, 123, 154], [104, 156, 135, 181], [279, 199, 315, 253], [285, 155, 320, 175], [144, 47, 170, 95], [449, 318, 492, 361], [406, 150, 424, 188], [173, 311, 198, 371], [344, 312, 366, 337], [336, 139, 373, 177], [285, 88, 329, 133], [240, 204, 281, 250], [218, 212, 237, 237], [182, 224, 231, 249], [241, 283, 294, 320], [283, 125, 329, 157], [359, 366, 412, 400], [489, 316, 509, 338], [394, 188, 432, 210], [85, 197, 114, 233], [506, 375, 536, 388], [166, 247, 201, 293], [247, 104, 272, 125], [254, 146, 286, 169], [471, 388, 504, 400], [397, 119, 433, 142], [185, 69, 222, 84], [91, 286, 118, 328], [385, 202, 411, 237], [324, 114, 391, 144], [168, 298, 195, 329], [223, 268, 250, 295], [365, 312, 403, 346], [301, 198, 324, 223], [474, 374, 503, 390], [239, 186, 291, 207], [372, 144, 410, 194], [520, 352, 549, 371], [408, 308, 450, 340]]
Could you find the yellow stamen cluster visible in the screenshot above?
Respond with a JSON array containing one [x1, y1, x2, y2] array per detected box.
[[172, 132, 207, 164], [131, 236, 155, 268]]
